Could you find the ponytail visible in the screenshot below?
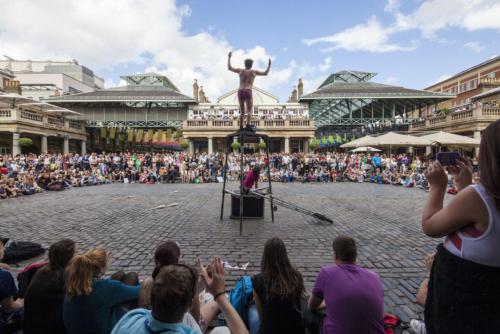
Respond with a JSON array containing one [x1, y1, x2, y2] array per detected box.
[[66, 249, 107, 299]]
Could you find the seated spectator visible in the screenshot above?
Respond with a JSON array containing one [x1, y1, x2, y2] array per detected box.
[[309, 236, 384, 334], [0, 239, 24, 332], [112, 259, 248, 334], [138, 241, 219, 332], [252, 237, 305, 334], [24, 239, 76, 334], [63, 248, 141, 334]]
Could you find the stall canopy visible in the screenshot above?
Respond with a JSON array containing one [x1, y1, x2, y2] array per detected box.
[[340, 135, 374, 148], [419, 131, 480, 147], [350, 146, 381, 153], [363, 132, 432, 147]]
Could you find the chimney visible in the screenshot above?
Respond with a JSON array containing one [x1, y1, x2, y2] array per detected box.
[[193, 79, 199, 101], [291, 85, 298, 102], [298, 78, 303, 98]]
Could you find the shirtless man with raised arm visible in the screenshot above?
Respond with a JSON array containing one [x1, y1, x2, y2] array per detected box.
[[228, 52, 271, 130]]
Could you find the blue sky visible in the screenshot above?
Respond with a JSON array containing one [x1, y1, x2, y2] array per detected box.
[[1, 0, 499, 101]]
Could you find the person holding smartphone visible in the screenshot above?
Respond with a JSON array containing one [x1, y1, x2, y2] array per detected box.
[[421, 119, 500, 333]]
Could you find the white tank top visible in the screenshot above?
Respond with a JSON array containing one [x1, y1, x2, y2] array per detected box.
[[444, 184, 500, 267]]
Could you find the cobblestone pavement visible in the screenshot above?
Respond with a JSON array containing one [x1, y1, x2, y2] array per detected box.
[[0, 182, 447, 322]]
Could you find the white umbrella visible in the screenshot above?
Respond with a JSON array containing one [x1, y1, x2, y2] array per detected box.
[[340, 135, 374, 148], [364, 132, 432, 146], [420, 131, 480, 147], [350, 146, 382, 153]]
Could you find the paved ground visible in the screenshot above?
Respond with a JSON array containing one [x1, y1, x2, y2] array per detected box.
[[0, 182, 446, 322]]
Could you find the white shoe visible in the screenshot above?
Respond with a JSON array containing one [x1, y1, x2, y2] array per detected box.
[[410, 319, 426, 334]]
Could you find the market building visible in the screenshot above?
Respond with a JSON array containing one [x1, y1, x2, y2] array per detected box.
[[409, 56, 500, 139], [183, 79, 315, 153], [46, 73, 197, 152]]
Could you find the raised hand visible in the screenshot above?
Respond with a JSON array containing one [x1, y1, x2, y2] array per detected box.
[[425, 161, 448, 190], [228, 52, 232, 58], [268, 58, 272, 66], [448, 158, 473, 191], [200, 257, 226, 296]]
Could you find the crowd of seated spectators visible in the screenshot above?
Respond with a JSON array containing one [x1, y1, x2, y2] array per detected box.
[[1, 234, 389, 334], [1, 150, 478, 199]]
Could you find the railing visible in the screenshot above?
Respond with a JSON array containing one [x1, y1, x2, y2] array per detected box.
[[409, 107, 500, 131], [48, 116, 64, 127], [0, 109, 12, 118], [451, 110, 473, 121], [482, 107, 500, 117], [186, 120, 208, 127], [20, 110, 43, 122], [69, 120, 83, 129], [183, 119, 315, 130], [0, 108, 86, 134], [429, 115, 446, 125]]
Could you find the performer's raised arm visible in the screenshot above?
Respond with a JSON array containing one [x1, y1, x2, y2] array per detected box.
[[255, 58, 272, 76], [227, 52, 241, 73]]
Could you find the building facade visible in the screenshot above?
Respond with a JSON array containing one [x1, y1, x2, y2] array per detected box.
[[46, 73, 197, 152], [183, 83, 315, 154], [410, 56, 500, 138], [0, 93, 87, 155], [0, 56, 104, 100]]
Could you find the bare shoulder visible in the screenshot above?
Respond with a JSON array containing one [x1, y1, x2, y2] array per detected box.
[[452, 186, 489, 226]]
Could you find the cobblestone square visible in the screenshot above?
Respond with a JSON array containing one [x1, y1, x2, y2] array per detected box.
[[0, 182, 445, 321]]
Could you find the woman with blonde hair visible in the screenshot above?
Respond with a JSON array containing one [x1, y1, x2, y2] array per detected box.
[[63, 249, 140, 334]]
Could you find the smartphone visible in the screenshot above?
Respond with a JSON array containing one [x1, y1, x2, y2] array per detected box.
[[436, 152, 460, 166]]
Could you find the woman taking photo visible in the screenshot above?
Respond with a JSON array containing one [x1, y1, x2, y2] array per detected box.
[[422, 119, 500, 333], [252, 237, 305, 334], [63, 248, 140, 334]]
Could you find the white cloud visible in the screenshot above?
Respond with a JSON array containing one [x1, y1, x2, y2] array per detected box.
[[304, 0, 500, 53], [0, 0, 294, 101], [464, 41, 485, 53], [303, 17, 416, 53]]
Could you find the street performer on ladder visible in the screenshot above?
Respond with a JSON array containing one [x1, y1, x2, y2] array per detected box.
[[228, 51, 271, 131]]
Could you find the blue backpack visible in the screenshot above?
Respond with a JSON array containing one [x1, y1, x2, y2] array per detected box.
[[229, 275, 253, 326]]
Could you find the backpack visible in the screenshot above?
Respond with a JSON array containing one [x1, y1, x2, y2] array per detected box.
[[3, 241, 45, 264], [384, 313, 405, 334], [229, 275, 253, 326], [17, 261, 48, 298]]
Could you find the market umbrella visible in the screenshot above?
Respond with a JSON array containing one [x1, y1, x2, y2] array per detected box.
[[340, 135, 374, 148], [419, 131, 480, 147], [363, 132, 432, 146], [350, 146, 382, 153]]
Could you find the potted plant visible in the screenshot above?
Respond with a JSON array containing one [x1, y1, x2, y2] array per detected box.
[[180, 139, 189, 150], [231, 140, 241, 151], [309, 139, 319, 151], [18, 137, 33, 147]]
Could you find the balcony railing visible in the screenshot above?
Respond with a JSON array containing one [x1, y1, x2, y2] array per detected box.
[[183, 119, 315, 130], [0, 108, 85, 133], [409, 107, 500, 131]]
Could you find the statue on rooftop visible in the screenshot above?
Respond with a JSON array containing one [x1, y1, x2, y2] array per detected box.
[[228, 51, 271, 130]]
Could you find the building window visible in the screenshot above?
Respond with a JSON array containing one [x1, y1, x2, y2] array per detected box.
[[487, 72, 495, 79]]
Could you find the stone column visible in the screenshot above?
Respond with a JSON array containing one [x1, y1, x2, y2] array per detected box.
[[284, 137, 290, 153], [208, 137, 213, 155], [81, 140, 87, 155], [303, 139, 309, 153], [188, 140, 194, 155], [41, 135, 48, 153], [12, 132, 21, 156], [63, 136, 69, 154], [474, 130, 481, 157]]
